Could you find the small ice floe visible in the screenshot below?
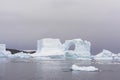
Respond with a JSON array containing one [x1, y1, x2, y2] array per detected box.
[[71, 64, 99, 71], [12, 52, 32, 59]]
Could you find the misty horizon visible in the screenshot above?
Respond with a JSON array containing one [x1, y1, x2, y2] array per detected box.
[[0, 0, 120, 54]]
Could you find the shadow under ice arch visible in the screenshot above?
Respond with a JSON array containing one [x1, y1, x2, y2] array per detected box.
[[64, 40, 76, 50]]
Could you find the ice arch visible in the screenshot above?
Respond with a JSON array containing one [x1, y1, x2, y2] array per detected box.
[[64, 40, 76, 50], [64, 39, 91, 57], [68, 43, 75, 50]]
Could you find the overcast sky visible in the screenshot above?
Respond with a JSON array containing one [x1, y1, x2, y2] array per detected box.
[[0, 0, 120, 54]]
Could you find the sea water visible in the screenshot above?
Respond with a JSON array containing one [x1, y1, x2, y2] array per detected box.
[[0, 59, 120, 80]]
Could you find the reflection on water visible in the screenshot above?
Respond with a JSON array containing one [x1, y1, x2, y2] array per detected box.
[[0, 59, 120, 80]]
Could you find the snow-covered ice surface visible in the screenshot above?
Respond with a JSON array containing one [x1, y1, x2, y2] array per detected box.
[[65, 51, 80, 60], [0, 51, 9, 58], [114, 53, 120, 61], [64, 39, 91, 60], [65, 51, 91, 60], [64, 39, 91, 58], [0, 44, 12, 58], [71, 64, 99, 71], [0, 38, 92, 60], [94, 49, 116, 60], [1, 38, 120, 62], [0, 52, 12, 59], [32, 38, 65, 57], [12, 52, 32, 59], [0, 44, 6, 51], [0, 44, 32, 59], [0, 44, 7, 58], [32, 38, 92, 60], [0, 44, 10, 63]]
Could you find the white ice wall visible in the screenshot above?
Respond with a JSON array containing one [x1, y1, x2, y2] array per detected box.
[[0, 44, 6, 52], [0, 44, 12, 58], [33, 38, 65, 57]]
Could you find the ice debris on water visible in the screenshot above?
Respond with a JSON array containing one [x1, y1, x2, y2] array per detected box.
[[71, 64, 99, 71]]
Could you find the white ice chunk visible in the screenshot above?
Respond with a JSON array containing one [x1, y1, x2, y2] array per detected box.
[[71, 64, 98, 71], [64, 39, 91, 58], [65, 51, 80, 59], [113, 53, 120, 61], [94, 49, 116, 60], [117, 53, 120, 57], [0, 44, 6, 51], [0, 44, 12, 58], [32, 38, 65, 57], [12, 52, 32, 58]]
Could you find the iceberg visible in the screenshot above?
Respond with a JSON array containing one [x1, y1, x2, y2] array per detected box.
[[0, 44, 6, 51], [1, 38, 119, 61], [0, 44, 12, 58], [0, 51, 12, 58], [0, 44, 32, 59], [12, 52, 32, 59], [94, 49, 116, 60], [117, 53, 120, 57], [0, 38, 92, 60], [113, 53, 120, 61], [65, 51, 80, 60], [71, 64, 99, 71], [31, 38, 65, 57], [64, 39, 91, 59]]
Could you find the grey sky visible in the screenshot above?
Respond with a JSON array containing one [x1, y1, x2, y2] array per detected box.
[[0, 0, 120, 54]]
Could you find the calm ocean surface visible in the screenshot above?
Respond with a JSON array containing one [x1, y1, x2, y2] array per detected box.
[[0, 59, 120, 80]]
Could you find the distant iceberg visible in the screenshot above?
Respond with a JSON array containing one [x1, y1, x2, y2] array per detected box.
[[65, 51, 80, 60], [113, 53, 120, 61], [71, 64, 99, 71], [94, 49, 116, 60]]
